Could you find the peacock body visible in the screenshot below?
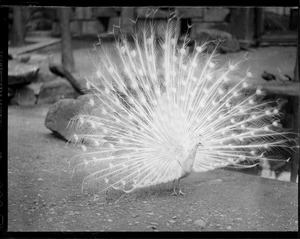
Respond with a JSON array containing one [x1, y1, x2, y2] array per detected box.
[[69, 13, 295, 195]]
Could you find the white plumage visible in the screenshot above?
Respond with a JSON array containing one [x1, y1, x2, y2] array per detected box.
[[69, 13, 294, 196]]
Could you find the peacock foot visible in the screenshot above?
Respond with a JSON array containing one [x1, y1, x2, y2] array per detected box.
[[171, 191, 178, 196], [178, 189, 185, 196]]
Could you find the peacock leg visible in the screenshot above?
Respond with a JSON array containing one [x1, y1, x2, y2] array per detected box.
[[105, 189, 110, 203], [171, 179, 178, 196], [178, 179, 185, 196]]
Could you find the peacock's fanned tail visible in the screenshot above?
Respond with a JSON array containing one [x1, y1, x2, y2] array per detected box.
[[69, 13, 296, 194]]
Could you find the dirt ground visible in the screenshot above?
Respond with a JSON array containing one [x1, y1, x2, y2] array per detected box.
[[7, 40, 298, 231]]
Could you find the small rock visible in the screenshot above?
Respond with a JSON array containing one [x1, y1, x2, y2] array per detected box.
[[186, 219, 193, 223], [169, 220, 176, 224], [8, 60, 39, 87], [150, 222, 158, 225], [226, 225, 232, 230], [132, 214, 139, 218], [107, 219, 113, 222], [172, 216, 177, 219], [38, 178, 43, 181], [194, 218, 206, 228]]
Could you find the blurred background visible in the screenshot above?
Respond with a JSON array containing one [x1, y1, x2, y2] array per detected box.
[[8, 7, 298, 47]]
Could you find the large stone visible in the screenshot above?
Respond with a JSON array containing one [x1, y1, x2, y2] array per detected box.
[[44, 98, 83, 141], [38, 77, 79, 105], [44, 94, 98, 142], [8, 60, 40, 87], [44, 93, 126, 143], [191, 28, 240, 53]]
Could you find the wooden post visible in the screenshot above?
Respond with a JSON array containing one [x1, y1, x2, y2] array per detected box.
[[12, 6, 25, 46], [59, 7, 75, 72], [291, 53, 299, 183]]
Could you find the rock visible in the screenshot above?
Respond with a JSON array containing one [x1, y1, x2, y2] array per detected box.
[[13, 55, 31, 63], [190, 29, 240, 53], [194, 218, 207, 228], [38, 77, 79, 105], [10, 85, 37, 106], [44, 95, 97, 142], [150, 222, 158, 225], [8, 60, 39, 87], [44, 99, 83, 141]]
